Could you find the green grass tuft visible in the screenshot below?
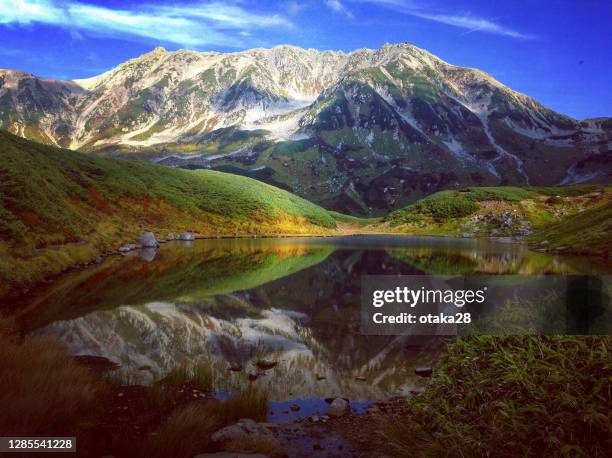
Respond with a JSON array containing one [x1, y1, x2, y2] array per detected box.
[[380, 336, 611, 457], [160, 360, 215, 392]]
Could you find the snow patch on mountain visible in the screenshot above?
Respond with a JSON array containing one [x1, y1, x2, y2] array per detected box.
[[443, 137, 476, 163], [503, 117, 550, 139], [240, 99, 314, 140], [559, 163, 603, 185], [462, 94, 530, 183]]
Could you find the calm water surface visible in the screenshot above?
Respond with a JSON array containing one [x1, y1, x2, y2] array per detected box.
[[14, 236, 610, 407]]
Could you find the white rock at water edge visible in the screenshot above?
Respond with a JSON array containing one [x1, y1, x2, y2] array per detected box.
[[118, 243, 137, 252], [327, 398, 350, 417], [211, 418, 277, 446], [180, 232, 195, 241], [139, 232, 159, 248]]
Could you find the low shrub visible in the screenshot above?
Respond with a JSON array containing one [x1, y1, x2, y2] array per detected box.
[[390, 191, 479, 222], [460, 186, 537, 202]]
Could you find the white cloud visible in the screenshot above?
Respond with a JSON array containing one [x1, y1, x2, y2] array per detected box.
[[408, 11, 534, 39], [348, 0, 533, 39], [286, 1, 307, 17], [0, 0, 294, 48], [0, 0, 64, 24], [326, 0, 353, 18]]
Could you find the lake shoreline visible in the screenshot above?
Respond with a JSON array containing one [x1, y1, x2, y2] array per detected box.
[[3, 229, 609, 304]]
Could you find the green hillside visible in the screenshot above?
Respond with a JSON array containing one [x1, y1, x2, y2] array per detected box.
[[528, 200, 612, 256], [0, 131, 338, 297], [385, 185, 612, 255]]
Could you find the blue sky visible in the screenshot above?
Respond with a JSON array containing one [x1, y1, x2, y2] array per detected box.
[[0, 0, 610, 119]]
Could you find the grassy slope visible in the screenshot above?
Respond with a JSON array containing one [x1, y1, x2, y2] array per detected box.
[[380, 336, 611, 457], [1, 130, 608, 296], [384, 186, 612, 255], [0, 131, 339, 296], [328, 210, 382, 227], [528, 200, 612, 255]]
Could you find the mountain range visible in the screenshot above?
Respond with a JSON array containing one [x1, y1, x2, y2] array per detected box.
[[1, 43, 610, 214]]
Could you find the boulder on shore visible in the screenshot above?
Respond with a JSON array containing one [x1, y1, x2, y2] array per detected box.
[[118, 243, 137, 253], [180, 232, 195, 241], [139, 232, 159, 248], [327, 398, 349, 417], [211, 419, 284, 457], [211, 419, 275, 443]]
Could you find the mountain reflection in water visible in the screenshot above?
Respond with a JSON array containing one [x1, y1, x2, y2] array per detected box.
[[17, 236, 609, 402]]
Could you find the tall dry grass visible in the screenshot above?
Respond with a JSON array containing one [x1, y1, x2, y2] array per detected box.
[[142, 388, 268, 458], [161, 359, 215, 391], [0, 319, 108, 436]]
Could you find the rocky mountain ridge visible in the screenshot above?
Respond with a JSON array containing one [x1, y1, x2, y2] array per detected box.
[[1, 43, 610, 213]]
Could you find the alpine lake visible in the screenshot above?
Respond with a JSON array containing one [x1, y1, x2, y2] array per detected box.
[[11, 235, 611, 422]]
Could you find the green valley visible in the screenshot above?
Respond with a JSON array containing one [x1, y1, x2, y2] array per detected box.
[[1, 129, 610, 300]]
